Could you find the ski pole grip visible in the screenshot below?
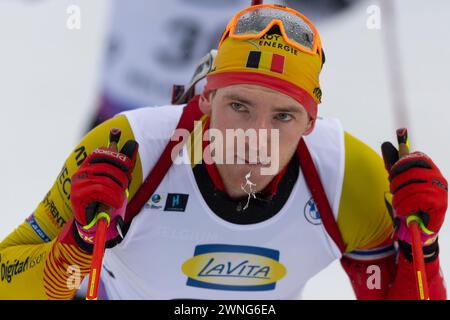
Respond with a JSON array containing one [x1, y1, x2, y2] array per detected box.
[[396, 128, 409, 157], [86, 128, 122, 300], [396, 127, 430, 300], [109, 128, 121, 150], [93, 128, 122, 219]]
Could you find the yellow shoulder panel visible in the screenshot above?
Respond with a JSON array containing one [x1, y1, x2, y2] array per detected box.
[[337, 132, 394, 253]]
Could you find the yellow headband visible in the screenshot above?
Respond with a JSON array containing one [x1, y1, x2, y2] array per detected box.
[[205, 33, 323, 119]]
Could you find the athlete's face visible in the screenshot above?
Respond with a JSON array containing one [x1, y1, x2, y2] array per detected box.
[[199, 84, 314, 199]]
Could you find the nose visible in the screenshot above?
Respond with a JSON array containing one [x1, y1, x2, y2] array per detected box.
[[252, 114, 272, 132], [246, 115, 272, 159]]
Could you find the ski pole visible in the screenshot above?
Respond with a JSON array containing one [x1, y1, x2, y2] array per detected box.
[[86, 128, 122, 300], [396, 128, 430, 300]]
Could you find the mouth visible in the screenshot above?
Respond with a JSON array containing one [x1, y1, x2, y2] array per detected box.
[[235, 155, 271, 167]]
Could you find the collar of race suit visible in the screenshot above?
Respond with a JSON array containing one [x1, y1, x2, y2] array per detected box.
[[192, 136, 299, 224]]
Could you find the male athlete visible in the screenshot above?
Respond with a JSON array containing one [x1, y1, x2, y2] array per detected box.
[[0, 4, 447, 299]]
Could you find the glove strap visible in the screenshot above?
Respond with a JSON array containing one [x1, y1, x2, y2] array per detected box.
[[398, 239, 439, 263]]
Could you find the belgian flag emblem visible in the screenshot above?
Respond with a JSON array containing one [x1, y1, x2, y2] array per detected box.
[[246, 51, 285, 74]]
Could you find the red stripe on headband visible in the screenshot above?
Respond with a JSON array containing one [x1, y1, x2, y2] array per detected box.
[[205, 72, 317, 119]]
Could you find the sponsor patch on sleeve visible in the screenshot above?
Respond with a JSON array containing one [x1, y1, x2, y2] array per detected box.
[[26, 213, 51, 243]]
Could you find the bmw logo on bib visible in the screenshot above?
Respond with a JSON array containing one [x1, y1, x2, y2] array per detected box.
[[304, 197, 321, 225]]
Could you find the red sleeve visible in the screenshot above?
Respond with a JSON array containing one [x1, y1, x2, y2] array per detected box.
[[341, 251, 447, 300], [386, 252, 446, 300], [340, 254, 396, 299]]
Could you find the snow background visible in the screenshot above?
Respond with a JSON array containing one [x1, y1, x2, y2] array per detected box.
[[0, 0, 449, 299]]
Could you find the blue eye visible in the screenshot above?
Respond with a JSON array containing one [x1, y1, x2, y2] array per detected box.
[[230, 102, 247, 112], [276, 113, 293, 122]]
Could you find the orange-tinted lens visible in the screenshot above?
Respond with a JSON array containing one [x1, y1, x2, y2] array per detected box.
[[233, 6, 317, 52]]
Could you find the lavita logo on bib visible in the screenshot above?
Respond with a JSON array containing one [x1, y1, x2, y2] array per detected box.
[[182, 244, 286, 291]]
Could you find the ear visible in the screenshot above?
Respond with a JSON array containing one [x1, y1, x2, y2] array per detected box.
[[199, 90, 213, 116], [303, 118, 316, 136]]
